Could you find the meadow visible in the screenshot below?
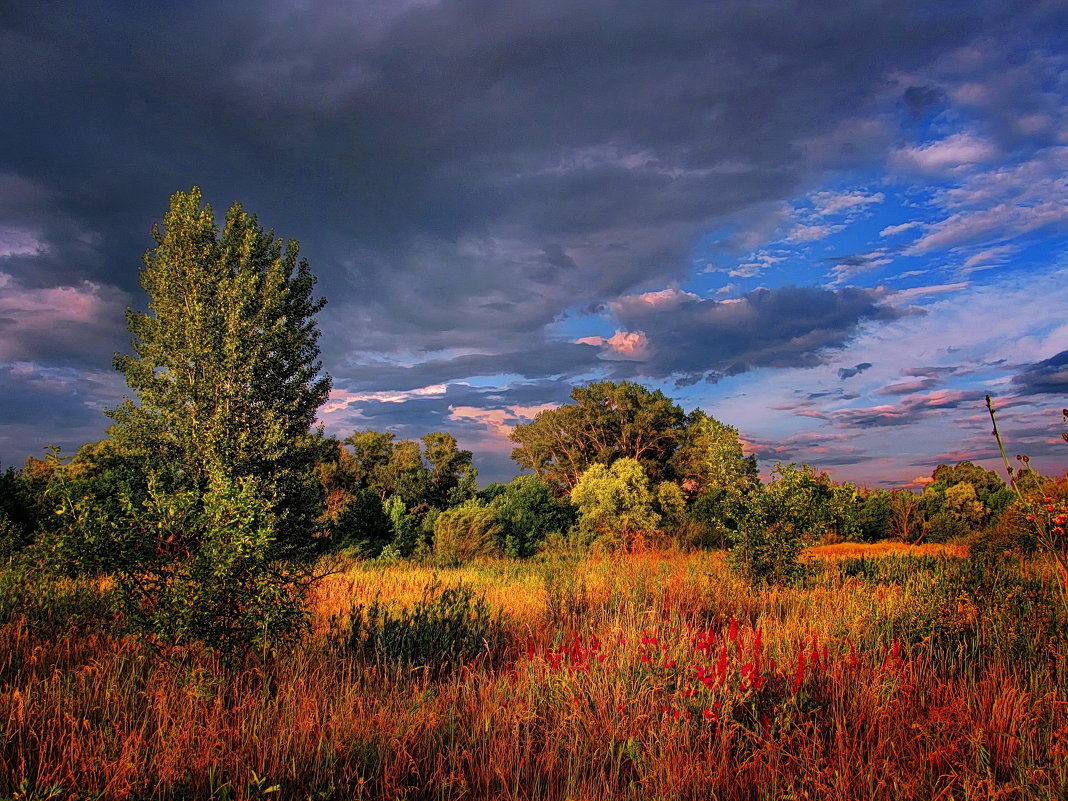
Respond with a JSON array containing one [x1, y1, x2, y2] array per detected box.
[[2, 542, 1066, 801]]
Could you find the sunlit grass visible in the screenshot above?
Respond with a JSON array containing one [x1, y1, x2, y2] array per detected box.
[[2, 544, 1066, 800]]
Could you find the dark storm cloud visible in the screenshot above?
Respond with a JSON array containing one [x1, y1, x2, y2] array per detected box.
[[1, 1, 1031, 312], [0, 364, 122, 460], [902, 85, 946, 117], [0, 272, 129, 368], [2, 0, 1063, 461], [1012, 350, 1068, 394], [334, 343, 600, 392], [608, 286, 903, 384]]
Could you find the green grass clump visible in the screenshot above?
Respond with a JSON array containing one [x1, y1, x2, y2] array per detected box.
[[335, 578, 506, 676]]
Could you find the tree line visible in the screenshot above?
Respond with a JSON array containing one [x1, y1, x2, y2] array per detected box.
[[0, 188, 1062, 655]]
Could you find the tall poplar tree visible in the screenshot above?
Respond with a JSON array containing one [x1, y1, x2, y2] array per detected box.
[[53, 187, 333, 653], [108, 187, 331, 553]]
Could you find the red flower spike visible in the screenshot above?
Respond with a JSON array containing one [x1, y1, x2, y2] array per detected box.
[[793, 650, 806, 692]]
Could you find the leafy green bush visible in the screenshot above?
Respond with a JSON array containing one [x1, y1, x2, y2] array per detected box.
[[49, 471, 309, 656], [336, 579, 505, 676], [728, 463, 834, 586], [489, 474, 575, 558], [570, 458, 660, 549]]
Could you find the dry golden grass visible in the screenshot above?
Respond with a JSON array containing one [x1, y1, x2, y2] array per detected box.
[[805, 541, 970, 560], [2, 546, 1066, 800]]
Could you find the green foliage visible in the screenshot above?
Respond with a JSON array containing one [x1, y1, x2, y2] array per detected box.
[[672, 410, 758, 495], [383, 495, 420, 558], [330, 488, 393, 557], [854, 488, 893, 542], [919, 460, 1014, 542], [687, 485, 747, 549], [654, 480, 687, 530], [570, 458, 661, 549], [433, 504, 503, 564], [50, 470, 309, 655], [489, 474, 576, 558], [107, 187, 331, 557], [728, 463, 836, 586], [331, 429, 477, 523], [510, 381, 687, 491], [336, 579, 505, 676], [0, 462, 47, 556], [46, 187, 330, 654]]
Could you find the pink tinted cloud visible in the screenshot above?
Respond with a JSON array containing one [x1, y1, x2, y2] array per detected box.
[[0, 273, 127, 363], [575, 329, 650, 360]]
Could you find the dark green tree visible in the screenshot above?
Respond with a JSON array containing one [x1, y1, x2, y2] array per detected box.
[[489, 474, 576, 557], [510, 381, 687, 491], [728, 463, 837, 586]]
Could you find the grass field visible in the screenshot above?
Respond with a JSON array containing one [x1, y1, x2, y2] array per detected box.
[[2, 543, 1066, 800]]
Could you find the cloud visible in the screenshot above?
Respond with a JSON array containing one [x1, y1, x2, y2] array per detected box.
[[825, 250, 893, 283], [785, 223, 841, 243], [825, 389, 988, 428], [811, 190, 885, 216], [875, 378, 943, 395], [1012, 350, 1068, 395], [960, 245, 1015, 274], [888, 282, 969, 303], [837, 362, 872, 380], [0, 272, 129, 367], [906, 147, 1068, 255], [0, 363, 124, 462], [575, 329, 651, 360], [607, 285, 904, 384], [891, 132, 999, 174], [880, 221, 923, 237]]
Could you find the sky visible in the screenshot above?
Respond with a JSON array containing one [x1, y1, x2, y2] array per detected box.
[[2, 0, 1067, 488]]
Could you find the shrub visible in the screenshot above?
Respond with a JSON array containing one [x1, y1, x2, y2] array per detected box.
[[728, 463, 834, 586], [489, 474, 575, 558], [570, 459, 660, 550], [49, 471, 310, 656]]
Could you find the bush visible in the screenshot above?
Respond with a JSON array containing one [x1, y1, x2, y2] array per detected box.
[[489, 475, 575, 558], [570, 459, 660, 550], [49, 471, 310, 656], [728, 463, 833, 586]]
